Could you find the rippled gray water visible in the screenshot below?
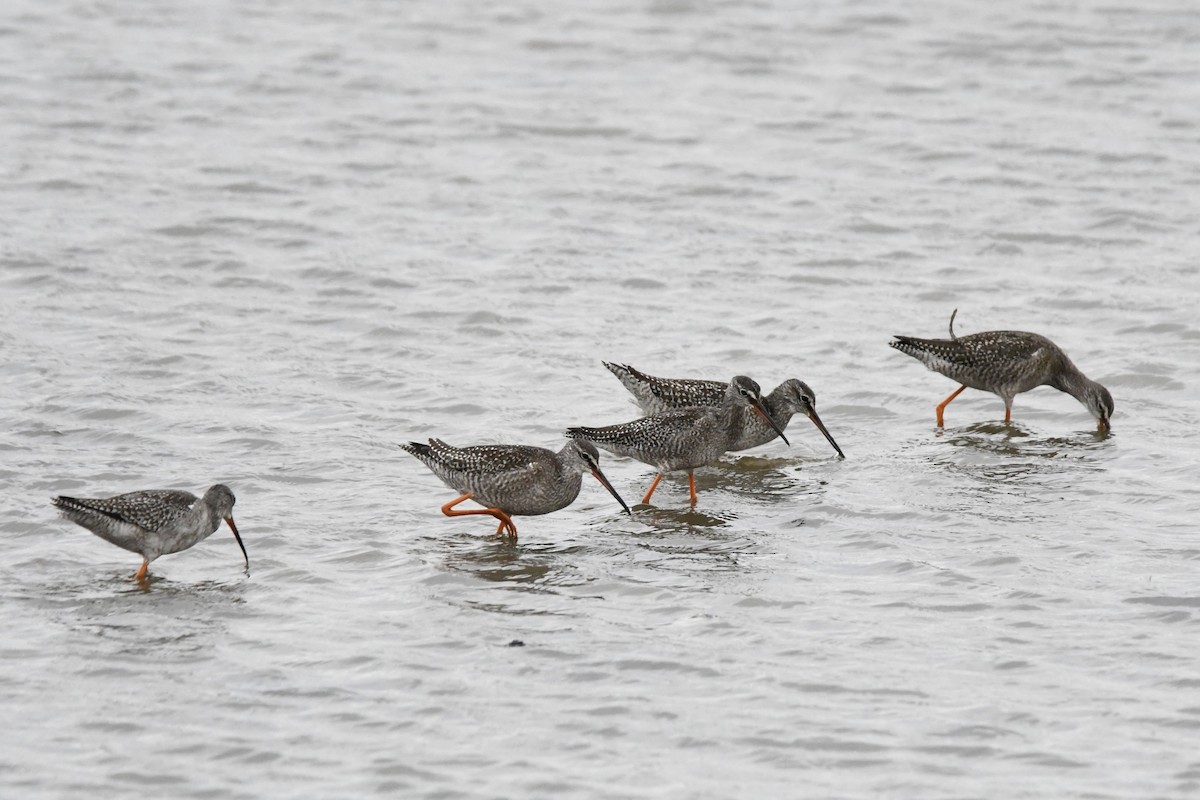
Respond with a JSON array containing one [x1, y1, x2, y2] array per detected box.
[[3, 0, 1200, 797]]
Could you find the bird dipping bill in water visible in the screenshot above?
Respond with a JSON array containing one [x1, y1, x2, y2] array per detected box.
[[399, 438, 631, 539], [52, 484, 247, 582], [565, 375, 790, 507], [889, 310, 1115, 431], [602, 362, 844, 456]]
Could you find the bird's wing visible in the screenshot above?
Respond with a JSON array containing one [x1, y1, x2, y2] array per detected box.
[[54, 489, 197, 531], [426, 440, 550, 477], [634, 371, 726, 410], [567, 408, 707, 445]]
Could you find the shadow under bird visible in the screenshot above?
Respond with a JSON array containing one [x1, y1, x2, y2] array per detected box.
[[565, 375, 790, 507], [603, 361, 844, 457], [398, 438, 631, 539], [889, 309, 1115, 431], [51, 484, 248, 583]]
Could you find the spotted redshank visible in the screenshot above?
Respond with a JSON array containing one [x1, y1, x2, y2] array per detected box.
[[52, 484, 247, 582], [603, 362, 844, 456], [565, 375, 789, 506], [398, 438, 630, 539], [890, 309, 1115, 431]]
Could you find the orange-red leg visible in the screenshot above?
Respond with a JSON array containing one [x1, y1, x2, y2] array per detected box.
[[441, 493, 518, 538], [135, 559, 150, 583], [641, 473, 664, 505], [936, 385, 967, 426], [688, 472, 698, 506], [1004, 404, 1012, 424]]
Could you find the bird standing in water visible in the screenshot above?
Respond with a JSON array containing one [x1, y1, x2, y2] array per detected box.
[[52, 484, 247, 583], [399, 438, 630, 539], [890, 310, 1114, 431], [602, 362, 844, 456], [565, 375, 790, 507]]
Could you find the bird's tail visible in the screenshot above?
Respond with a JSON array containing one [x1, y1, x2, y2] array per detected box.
[[397, 441, 432, 457]]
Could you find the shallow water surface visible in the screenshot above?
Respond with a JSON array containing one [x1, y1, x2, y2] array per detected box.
[[2, 0, 1200, 798]]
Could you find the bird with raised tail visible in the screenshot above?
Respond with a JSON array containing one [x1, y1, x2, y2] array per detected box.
[[52, 484, 248, 583], [399, 438, 630, 540], [602, 362, 844, 456], [889, 310, 1115, 431], [565, 375, 790, 507]]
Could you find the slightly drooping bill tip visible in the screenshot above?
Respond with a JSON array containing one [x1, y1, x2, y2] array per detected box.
[[591, 469, 632, 515], [807, 409, 845, 458], [225, 516, 250, 569]]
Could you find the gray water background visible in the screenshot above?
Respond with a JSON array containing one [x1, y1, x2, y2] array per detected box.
[[2, 0, 1200, 797]]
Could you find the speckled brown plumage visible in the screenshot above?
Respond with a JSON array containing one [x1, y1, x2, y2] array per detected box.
[[565, 376, 790, 506], [890, 313, 1114, 430], [602, 362, 844, 456], [399, 438, 629, 539], [52, 484, 247, 582]]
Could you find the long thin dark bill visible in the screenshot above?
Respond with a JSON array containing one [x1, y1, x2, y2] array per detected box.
[[806, 409, 845, 458], [752, 403, 790, 446], [591, 468, 632, 515], [225, 516, 250, 568]]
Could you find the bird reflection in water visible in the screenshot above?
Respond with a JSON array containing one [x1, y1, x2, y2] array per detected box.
[[441, 536, 587, 587]]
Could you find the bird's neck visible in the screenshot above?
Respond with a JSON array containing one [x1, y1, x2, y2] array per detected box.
[[1050, 360, 1097, 403], [189, 498, 221, 537], [717, 395, 743, 423]]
